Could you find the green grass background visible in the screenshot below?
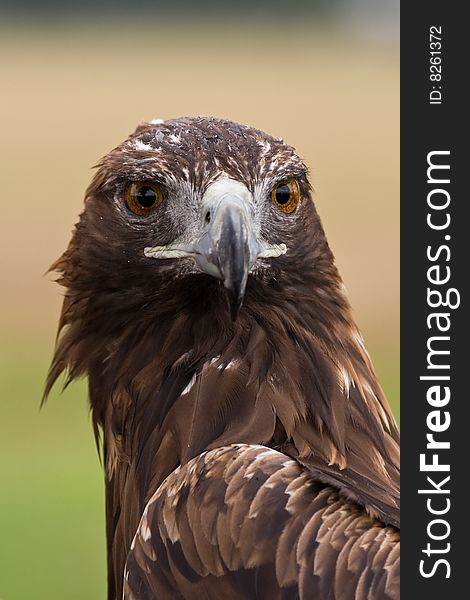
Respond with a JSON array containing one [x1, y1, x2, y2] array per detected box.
[[0, 345, 106, 600]]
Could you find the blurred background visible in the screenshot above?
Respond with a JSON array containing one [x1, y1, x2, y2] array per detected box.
[[0, 1, 399, 598]]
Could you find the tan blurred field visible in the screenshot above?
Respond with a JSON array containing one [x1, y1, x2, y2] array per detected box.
[[0, 22, 398, 599]]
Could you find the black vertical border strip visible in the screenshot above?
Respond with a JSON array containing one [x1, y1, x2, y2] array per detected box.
[[401, 3, 466, 598]]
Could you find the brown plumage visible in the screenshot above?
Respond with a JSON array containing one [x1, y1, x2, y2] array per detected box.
[[124, 445, 399, 600], [45, 116, 400, 600]]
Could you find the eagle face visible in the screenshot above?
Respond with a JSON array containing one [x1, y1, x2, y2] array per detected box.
[[77, 116, 324, 322]]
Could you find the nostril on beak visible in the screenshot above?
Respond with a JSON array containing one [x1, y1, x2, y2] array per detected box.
[[204, 210, 211, 224]]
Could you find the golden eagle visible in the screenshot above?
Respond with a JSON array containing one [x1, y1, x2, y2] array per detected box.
[[46, 117, 400, 600]]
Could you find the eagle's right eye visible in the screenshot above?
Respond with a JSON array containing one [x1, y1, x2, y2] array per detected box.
[[271, 178, 300, 214], [126, 182, 163, 216]]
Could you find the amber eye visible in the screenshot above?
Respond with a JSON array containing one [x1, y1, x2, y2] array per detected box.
[[271, 178, 300, 213], [126, 181, 164, 215]]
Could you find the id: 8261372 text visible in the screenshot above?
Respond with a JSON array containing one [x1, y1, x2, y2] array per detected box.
[[429, 26, 443, 105]]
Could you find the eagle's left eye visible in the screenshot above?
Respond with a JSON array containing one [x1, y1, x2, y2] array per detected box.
[[126, 182, 164, 216], [271, 178, 300, 214]]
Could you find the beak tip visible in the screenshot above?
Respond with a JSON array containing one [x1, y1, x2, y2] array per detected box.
[[225, 282, 245, 322], [230, 307, 240, 322]]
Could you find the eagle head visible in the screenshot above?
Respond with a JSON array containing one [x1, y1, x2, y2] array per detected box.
[[63, 116, 338, 329]]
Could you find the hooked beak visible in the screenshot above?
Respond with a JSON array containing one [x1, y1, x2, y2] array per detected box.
[[196, 186, 255, 319], [144, 179, 286, 320]]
